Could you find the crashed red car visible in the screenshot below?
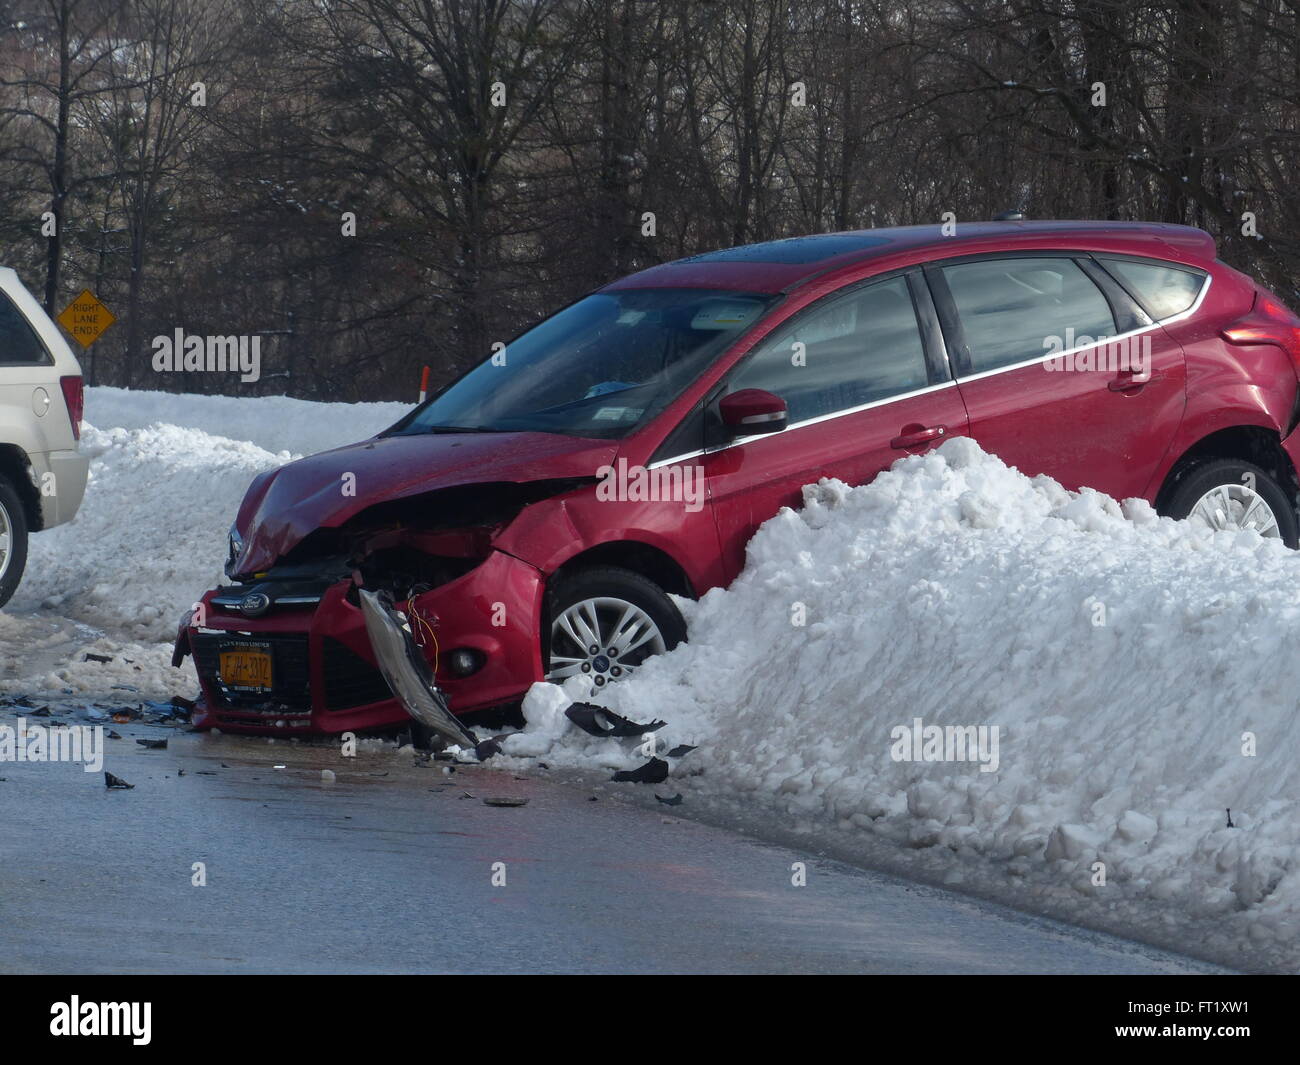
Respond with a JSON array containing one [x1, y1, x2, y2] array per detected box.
[[175, 219, 1300, 736]]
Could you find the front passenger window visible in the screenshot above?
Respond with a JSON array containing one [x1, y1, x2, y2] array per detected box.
[[727, 275, 929, 424]]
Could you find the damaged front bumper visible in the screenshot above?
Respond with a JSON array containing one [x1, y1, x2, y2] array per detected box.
[[175, 549, 547, 735]]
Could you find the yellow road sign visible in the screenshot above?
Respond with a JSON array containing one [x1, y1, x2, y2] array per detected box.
[[57, 289, 116, 348]]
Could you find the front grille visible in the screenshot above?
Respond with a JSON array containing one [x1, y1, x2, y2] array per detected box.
[[192, 631, 311, 711], [321, 637, 393, 711]]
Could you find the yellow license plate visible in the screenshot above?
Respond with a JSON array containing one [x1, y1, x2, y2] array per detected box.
[[219, 649, 273, 691]]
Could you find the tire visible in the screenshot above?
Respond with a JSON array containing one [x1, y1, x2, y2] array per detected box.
[[0, 475, 30, 609], [1162, 458, 1298, 547], [544, 566, 687, 690]]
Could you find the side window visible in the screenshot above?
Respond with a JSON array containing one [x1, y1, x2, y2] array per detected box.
[[0, 290, 52, 367], [941, 257, 1116, 374], [1098, 257, 1206, 321], [727, 275, 929, 424]]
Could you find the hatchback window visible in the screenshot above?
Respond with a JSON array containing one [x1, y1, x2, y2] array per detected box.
[[1098, 257, 1206, 321], [390, 288, 775, 439], [941, 257, 1116, 374], [0, 290, 52, 366], [727, 275, 929, 423]]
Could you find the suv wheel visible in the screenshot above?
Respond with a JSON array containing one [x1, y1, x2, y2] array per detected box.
[[545, 566, 687, 689], [0, 475, 30, 608], [1164, 458, 1298, 547]]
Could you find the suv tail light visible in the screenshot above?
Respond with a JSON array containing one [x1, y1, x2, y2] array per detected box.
[[1221, 292, 1300, 373], [59, 375, 84, 440]]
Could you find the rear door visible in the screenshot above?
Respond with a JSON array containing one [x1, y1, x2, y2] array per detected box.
[[704, 270, 969, 580], [927, 253, 1187, 500]]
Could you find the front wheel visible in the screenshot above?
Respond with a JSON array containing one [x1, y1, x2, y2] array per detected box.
[[0, 475, 30, 608], [545, 566, 687, 690], [1163, 458, 1298, 547]]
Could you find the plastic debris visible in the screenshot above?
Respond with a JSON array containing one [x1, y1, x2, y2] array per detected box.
[[566, 702, 666, 737], [611, 757, 669, 784]]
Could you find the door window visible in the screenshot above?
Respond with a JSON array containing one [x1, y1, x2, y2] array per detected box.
[[940, 257, 1116, 374], [727, 275, 930, 424]]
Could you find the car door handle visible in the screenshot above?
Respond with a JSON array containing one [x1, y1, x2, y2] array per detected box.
[[1109, 368, 1154, 392], [891, 424, 948, 450]]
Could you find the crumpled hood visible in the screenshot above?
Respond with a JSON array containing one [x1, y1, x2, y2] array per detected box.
[[232, 430, 617, 575]]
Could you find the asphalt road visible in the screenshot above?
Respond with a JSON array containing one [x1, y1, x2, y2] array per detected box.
[[0, 713, 1220, 974]]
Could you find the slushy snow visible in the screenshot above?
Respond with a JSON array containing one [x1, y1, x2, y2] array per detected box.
[[4, 388, 1299, 970]]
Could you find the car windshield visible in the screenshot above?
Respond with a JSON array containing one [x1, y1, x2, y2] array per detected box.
[[390, 288, 775, 439]]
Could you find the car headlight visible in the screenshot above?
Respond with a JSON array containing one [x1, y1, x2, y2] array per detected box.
[[225, 523, 244, 576]]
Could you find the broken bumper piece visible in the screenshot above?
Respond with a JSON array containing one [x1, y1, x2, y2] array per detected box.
[[356, 588, 478, 750]]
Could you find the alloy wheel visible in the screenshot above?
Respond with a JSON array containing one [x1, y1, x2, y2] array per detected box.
[[546, 596, 668, 687]]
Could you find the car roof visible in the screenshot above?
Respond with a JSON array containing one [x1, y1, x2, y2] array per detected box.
[[604, 221, 1218, 295]]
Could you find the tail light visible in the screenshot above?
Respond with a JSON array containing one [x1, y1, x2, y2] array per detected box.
[[1221, 292, 1300, 373], [59, 375, 84, 440]]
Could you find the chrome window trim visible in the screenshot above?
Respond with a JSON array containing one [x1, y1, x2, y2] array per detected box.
[[643, 264, 1211, 471]]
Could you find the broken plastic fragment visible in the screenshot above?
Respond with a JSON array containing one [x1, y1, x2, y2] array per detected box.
[[611, 757, 669, 784], [565, 702, 666, 738]]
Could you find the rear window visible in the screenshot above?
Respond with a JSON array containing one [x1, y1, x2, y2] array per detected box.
[[1098, 258, 1206, 321], [0, 290, 52, 366]]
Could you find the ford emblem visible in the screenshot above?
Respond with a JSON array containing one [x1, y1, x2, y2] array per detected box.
[[239, 592, 271, 618]]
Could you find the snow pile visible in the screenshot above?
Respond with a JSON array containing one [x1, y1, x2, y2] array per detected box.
[[506, 438, 1300, 966], [17, 388, 408, 635]]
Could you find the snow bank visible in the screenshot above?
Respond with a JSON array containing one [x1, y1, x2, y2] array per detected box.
[[85, 386, 408, 459], [17, 388, 408, 635], [506, 438, 1300, 968]]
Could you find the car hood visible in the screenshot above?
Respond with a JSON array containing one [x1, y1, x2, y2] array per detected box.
[[231, 430, 617, 575]]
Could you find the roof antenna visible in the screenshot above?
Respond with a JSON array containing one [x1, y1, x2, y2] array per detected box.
[[993, 209, 1027, 221]]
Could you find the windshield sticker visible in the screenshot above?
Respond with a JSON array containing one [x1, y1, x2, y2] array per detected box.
[[594, 406, 643, 421]]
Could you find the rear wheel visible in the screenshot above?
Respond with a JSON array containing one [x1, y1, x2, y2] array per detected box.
[[545, 566, 687, 690], [0, 475, 30, 608], [1163, 458, 1298, 547]]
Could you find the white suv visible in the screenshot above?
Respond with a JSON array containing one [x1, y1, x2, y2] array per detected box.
[[0, 268, 88, 607]]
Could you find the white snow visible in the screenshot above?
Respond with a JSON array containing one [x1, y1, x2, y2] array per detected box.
[[4, 388, 1300, 970]]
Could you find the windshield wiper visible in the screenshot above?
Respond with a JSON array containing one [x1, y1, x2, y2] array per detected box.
[[418, 425, 515, 434]]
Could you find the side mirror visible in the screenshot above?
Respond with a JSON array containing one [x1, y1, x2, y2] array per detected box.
[[719, 388, 788, 436]]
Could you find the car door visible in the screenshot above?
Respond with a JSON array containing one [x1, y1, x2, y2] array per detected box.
[[704, 270, 969, 580], [926, 253, 1187, 500]]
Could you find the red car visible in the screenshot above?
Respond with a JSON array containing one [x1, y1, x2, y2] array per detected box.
[[175, 219, 1300, 736]]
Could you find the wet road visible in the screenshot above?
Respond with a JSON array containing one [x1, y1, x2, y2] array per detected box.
[[0, 717, 1220, 974]]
